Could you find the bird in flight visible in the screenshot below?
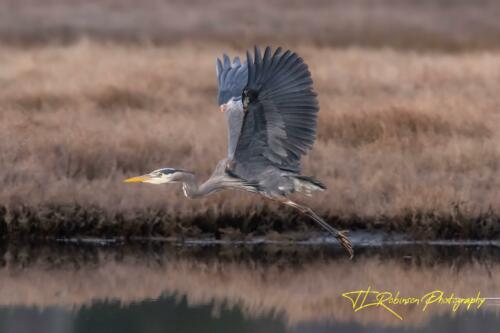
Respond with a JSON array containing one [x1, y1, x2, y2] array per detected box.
[[124, 46, 353, 258]]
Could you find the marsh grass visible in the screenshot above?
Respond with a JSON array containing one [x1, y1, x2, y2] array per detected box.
[[0, 42, 500, 238]]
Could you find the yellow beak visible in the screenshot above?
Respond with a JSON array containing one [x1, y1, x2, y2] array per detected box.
[[123, 175, 149, 183]]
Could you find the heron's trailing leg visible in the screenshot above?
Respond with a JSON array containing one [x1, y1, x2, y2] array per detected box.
[[278, 198, 354, 258]]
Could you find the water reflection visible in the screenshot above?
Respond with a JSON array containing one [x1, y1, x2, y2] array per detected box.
[[0, 298, 284, 333], [0, 242, 499, 332]]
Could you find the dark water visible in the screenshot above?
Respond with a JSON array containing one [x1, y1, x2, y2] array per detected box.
[[0, 240, 499, 333]]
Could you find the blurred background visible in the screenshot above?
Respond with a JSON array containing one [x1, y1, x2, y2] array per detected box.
[[2, 0, 500, 50], [0, 0, 499, 239]]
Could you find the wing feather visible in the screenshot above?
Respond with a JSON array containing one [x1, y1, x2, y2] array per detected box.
[[216, 53, 249, 159], [216, 53, 248, 106], [233, 46, 319, 175]]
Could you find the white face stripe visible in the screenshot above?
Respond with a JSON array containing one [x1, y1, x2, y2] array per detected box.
[[143, 174, 171, 184]]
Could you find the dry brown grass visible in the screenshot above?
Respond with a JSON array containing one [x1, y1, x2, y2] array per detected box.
[[0, 41, 500, 237]]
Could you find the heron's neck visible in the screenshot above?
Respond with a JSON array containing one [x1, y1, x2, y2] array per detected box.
[[179, 172, 215, 199]]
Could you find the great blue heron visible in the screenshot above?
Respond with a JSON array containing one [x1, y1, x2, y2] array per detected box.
[[124, 46, 353, 258]]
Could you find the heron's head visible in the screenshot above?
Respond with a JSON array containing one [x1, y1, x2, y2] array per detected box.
[[123, 168, 186, 185]]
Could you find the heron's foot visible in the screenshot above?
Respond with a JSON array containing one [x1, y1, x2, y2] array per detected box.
[[336, 230, 354, 259]]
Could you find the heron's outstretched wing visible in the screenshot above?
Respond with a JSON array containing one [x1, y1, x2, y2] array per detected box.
[[216, 54, 248, 106], [233, 46, 319, 174], [216, 54, 248, 159]]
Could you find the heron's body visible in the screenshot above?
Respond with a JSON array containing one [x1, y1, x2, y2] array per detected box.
[[124, 47, 354, 257]]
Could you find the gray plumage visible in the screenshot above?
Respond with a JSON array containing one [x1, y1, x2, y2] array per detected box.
[[224, 103, 244, 160], [216, 54, 248, 106], [216, 54, 248, 159], [232, 46, 319, 181]]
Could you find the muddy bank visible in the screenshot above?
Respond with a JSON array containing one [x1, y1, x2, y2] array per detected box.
[[0, 204, 499, 241]]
